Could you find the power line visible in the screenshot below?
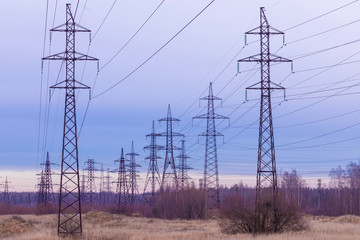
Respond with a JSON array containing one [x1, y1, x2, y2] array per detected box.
[[93, 0, 216, 98], [277, 122, 360, 148], [278, 136, 360, 150], [99, 0, 165, 70], [286, 18, 360, 45], [91, 0, 118, 41], [283, 0, 359, 31], [276, 108, 360, 129]]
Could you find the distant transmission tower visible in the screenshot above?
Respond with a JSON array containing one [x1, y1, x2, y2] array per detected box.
[[84, 159, 98, 207], [37, 152, 55, 207], [42, 4, 99, 237], [193, 82, 228, 209], [159, 105, 184, 191], [126, 141, 141, 207], [176, 140, 192, 190], [143, 121, 163, 205], [237, 7, 291, 205], [3, 177, 10, 206], [114, 148, 129, 213]]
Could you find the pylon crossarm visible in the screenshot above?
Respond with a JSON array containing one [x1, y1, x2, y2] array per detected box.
[[50, 23, 91, 33], [246, 81, 285, 90], [269, 53, 292, 62], [200, 95, 222, 101], [237, 54, 262, 62], [51, 80, 91, 89], [42, 51, 98, 61], [245, 25, 284, 35], [193, 114, 207, 119], [42, 52, 66, 61]]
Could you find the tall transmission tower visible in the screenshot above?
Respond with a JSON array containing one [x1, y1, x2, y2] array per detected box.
[[84, 159, 98, 207], [42, 4, 99, 237], [36, 152, 55, 208], [143, 121, 163, 205], [159, 105, 184, 191], [176, 140, 192, 190], [126, 141, 141, 207], [193, 82, 229, 209], [237, 7, 291, 205], [114, 148, 129, 213]]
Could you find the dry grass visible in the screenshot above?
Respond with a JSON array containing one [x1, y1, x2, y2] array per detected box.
[[0, 212, 359, 240]]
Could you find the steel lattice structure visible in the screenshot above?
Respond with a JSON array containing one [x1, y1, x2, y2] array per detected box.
[[126, 141, 141, 206], [159, 105, 184, 192], [84, 159, 98, 207], [193, 82, 228, 209], [176, 140, 192, 190], [143, 121, 163, 205], [36, 152, 55, 207], [42, 4, 98, 237], [2, 177, 10, 206], [237, 7, 291, 204], [114, 148, 129, 213]]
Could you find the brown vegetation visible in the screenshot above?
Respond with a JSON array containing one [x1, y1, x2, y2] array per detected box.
[[0, 212, 358, 240]]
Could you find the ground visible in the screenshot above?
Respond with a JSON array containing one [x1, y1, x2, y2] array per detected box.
[[0, 212, 360, 240]]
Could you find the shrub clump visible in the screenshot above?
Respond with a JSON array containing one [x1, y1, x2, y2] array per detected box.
[[218, 192, 308, 234]]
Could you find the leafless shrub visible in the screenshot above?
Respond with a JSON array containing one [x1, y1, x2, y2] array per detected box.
[[219, 192, 308, 234]]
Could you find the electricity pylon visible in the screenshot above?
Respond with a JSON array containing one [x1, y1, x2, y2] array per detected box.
[[237, 7, 291, 205], [2, 177, 10, 206], [114, 148, 129, 213], [36, 152, 55, 208], [176, 140, 192, 190], [42, 4, 99, 237], [126, 141, 141, 206], [193, 82, 228, 209], [143, 121, 163, 205], [159, 105, 184, 192], [84, 159, 98, 208]]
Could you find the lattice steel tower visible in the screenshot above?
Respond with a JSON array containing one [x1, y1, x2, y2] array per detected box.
[[159, 105, 184, 191], [237, 7, 291, 203], [84, 159, 98, 207], [37, 152, 55, 207], [42, 4, 98, 237], [126, 141, 141, 206], [2, 177, 10, 206], [143, 121, 163, 205], [114, 148, 129, 213], [176, 140, 192, 190], [193, 82, 228, 209]]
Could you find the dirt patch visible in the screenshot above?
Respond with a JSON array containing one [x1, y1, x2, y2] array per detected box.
[[0, 215, 35, 237], [332, 215, 360, 224]]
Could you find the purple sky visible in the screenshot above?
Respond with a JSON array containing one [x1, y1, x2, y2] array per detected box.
[[1, 0, 360, 191]]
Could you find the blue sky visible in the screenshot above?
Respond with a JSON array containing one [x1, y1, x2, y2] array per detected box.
[[1, 0, 360, 190]]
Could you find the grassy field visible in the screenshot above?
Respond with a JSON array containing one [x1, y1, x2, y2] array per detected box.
[[0, 212, 360, 240]]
